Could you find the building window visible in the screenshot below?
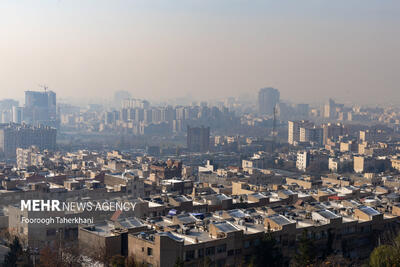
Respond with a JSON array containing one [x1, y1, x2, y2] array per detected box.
[[205, 247, 215, 256], [235, 249, 242, 255], [244, 241, 251, 248], [321, 231, 327, 238], [46, 229, 56, 236], [147, 247, 153, 256], [216, 244, 226, 253], [216, 259, 225, 267], [227, 250, 234, 256], [315, 232, 321, 240], [185, 250, 195, 261], [198, 248, 204, 258], [244, 255, 252, 263]]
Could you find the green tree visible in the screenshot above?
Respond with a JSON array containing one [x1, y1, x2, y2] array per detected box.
[[314, 254, 354, 266], [203, 257, 212, 267], [174, 257, 184, 267], [252, 233, 283, 267], [293, 230, 316, 267], [368, 231, 400, 267], [369, 244, 399, 267], [3, 236, 22, 267]]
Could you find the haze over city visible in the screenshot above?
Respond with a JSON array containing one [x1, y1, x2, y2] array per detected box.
[[1, 0, 399, 104], [2, 1, 400, 267]]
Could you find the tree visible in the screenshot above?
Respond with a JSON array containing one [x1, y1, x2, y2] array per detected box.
[[0, 229, 11, 243], [293, 230, 316, 267], [125, 255, 136, 267], [202, 257, 212, 267], [87, 243, 110, 266], [38, 245, 59, 267], [367, 231, 400, 267], [174, 257, 184, 267], [252, 233, 283, 267], [3, 236, 23, 267], [369, 244, 399, 267], [20, 247, 34, 267], [110, 255, 126, 267], [61, 245, 83, 267], [323, 229, 334, 258], [306, 161, 328, 175], [314, 255, 354, 267]]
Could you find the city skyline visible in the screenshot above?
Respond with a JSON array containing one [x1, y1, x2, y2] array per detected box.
[[0, 0, 399, 104]]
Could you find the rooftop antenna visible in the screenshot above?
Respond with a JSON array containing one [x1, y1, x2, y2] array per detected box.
[[272, 104, 278, 152], [38, 84, 49, 92]]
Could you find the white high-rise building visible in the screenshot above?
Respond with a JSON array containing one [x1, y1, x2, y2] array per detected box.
[[12, 106, 23, 124], [288, 120, 314, 145], [296, 151, 310, 171]]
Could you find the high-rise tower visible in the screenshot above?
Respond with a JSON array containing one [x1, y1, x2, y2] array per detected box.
[[258, 87, 280, 115]]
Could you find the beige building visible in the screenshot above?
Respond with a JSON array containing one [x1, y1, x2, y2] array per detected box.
[[104, 172, 145, 198], [16, 146, 44, 169], [79, 217, 148, 258], [8, 205, 77, 248], [288, 120, 314, 145], [296, 151, 310, 171], [321, 174, 351, 187], [127, 204, 397, 266], [128, 221, 257, 267], [286, 176, 321, 189], [354, 156, 370, 173], [391, 158, 400, 171]]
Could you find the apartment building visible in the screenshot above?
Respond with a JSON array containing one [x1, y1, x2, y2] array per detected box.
[[125, 203, 398, 267], [288, 120, 315, 145], [0, 123, 56, 159], [296, 151, 310, 171], [16, 146, 44, 169]]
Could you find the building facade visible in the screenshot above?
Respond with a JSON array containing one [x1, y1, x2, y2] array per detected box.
[[187, 126, 210, 152], [258, 87, 280, 115], [0, 123, 56, 159]]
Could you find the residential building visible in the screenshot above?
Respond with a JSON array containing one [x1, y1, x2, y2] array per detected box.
[[288, 120, 314, 145], [0, 123, 56, 159], [24, 90, 57, 126], [187, 126, 210, 152], [258, 87, 280, 115], [16, 146, 44, 169], [296, 151, 310, 171]]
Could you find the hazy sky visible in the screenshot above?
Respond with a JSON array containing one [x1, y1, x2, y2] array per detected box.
[[0, 0, 399, 104]]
